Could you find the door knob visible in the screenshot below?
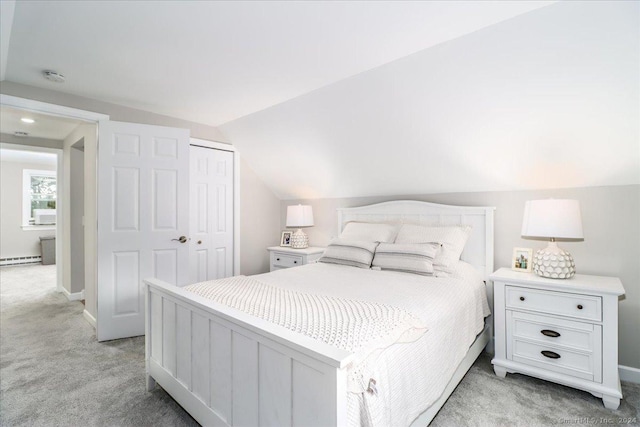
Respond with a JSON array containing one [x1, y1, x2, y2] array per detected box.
[[172, 236, 188, 243]]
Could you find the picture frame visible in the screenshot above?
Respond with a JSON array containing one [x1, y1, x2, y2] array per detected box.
[[280, 231, 292, 247], [512, 247, 533, 273]]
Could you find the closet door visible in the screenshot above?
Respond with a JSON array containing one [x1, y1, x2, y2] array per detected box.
[[189, 145, 234, 283]]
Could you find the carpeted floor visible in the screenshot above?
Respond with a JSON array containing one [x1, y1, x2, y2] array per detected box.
[[1, 264, 638, 426]]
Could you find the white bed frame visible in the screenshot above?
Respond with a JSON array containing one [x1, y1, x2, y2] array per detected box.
[[144, 200, 495, 426]]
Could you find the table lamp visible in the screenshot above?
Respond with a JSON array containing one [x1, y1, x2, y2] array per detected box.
[[521, 199, 584, 279], [286, 205, 314, 249]]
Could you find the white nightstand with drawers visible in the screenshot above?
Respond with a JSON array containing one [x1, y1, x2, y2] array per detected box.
[[267, 246, 325, 272], [490, 268, 625, 410]]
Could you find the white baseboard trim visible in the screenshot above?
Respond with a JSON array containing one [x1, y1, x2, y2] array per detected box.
[[62, 287, 84, 301], [83, 309, 97, 329], [619, 365, 640, 384]]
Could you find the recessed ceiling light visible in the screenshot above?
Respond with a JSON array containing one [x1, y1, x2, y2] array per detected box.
[[43, 70, 65, 83], [21, 118, 35, 124]]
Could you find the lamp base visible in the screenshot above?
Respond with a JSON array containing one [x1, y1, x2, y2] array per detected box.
[[290, 229, 309, 249], [533, 241, 575, 279]]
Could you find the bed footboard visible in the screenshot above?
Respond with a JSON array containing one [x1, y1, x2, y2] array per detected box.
[[145, 278, 352, 427]]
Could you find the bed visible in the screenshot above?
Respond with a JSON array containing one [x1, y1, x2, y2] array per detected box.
[[144, 200, 495, 426]]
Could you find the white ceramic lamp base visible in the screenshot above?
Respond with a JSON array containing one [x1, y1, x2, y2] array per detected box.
[[533, 241, 576, 279], [290, 229, 309, 249]]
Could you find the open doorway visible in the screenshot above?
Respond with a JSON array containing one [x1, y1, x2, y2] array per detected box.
[[0, 147, 58, 304], [0, 147, 57, 267], [0, 104, 95, 319]]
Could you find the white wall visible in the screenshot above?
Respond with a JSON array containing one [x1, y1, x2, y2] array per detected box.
[[281, 184, 640, 369], [240, 158, 281, 275], [0, 133, 63, 150], [63, 123, 97, 314], [69, 143, 84, 294], [0, 159, 56, 258], [1, 81, 228, 143]]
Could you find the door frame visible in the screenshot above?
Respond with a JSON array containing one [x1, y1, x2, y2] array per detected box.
[[190, 137, 241, 276], [0, 94, 108, 303]]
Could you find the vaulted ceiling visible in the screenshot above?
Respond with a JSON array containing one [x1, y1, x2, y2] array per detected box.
[[220, 1, 639, 199], [2, 1, 638, 200], [3, 1, 551, 126]]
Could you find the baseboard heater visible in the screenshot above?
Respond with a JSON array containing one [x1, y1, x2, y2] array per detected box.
[[0, 256, 42, 266]]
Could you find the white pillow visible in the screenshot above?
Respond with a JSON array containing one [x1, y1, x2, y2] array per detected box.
[[318, 239, 379, 269], [394, 224, 472, 276], [339, 221, 399, 243], [372, 242, 440, 276]]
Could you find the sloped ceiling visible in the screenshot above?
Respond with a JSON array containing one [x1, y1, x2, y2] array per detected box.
[[220, 1, 640, 199], [3, 1, 638, 201], [4, 1, 552, 126]]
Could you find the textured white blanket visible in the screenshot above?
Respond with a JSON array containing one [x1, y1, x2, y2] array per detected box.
[[185, 275, 427, 391], [186, 262, 490, 427], [252, 262, 490, 427]]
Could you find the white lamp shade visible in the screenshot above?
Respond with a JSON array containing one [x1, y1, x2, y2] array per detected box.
[[521, 199, 584, 240], [286, 205, 314, 228]]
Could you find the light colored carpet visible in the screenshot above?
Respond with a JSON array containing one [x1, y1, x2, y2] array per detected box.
[[0, 264, 198, 427], [1, 264, 638, 426]]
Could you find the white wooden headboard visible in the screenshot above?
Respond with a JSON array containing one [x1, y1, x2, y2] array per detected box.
[[337, 200, 495, 280]]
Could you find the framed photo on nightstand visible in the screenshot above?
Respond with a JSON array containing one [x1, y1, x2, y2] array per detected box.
[[280, 231, 292, 247], [512, 247, 533, 272]]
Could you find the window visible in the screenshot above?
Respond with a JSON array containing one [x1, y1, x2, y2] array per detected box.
[[23, 169, 57, 226]]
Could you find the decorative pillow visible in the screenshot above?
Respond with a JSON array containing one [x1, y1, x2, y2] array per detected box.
[[394, 225, 472, 276], [372, 243, 440, 276], [339, 221, 399, 243], [318, 239, 379, 269]]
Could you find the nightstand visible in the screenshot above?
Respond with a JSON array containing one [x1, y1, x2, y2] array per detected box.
[[490, 268, 625, 410], [267, 246, 325, 272]]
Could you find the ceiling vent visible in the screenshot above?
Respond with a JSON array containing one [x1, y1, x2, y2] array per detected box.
[[14, 131, 29, 137], [43, 70, 65, 83]]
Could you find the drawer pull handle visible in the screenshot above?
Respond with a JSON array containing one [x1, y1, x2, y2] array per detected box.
[[541, 329, 561, 338], [519, 296, 525, 301], [294, 261, 297, 264], [541, 350, 561, 359], [577, 304, 583, 310], [276, 258, 280, 261]]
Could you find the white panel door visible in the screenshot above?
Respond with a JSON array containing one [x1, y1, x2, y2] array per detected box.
[[97, 120, 190, 341], [189, 146, 234, 283]]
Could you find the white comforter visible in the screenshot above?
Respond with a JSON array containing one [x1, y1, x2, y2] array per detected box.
[[249, 261, 491, 427], [185, 274, 427, 392]]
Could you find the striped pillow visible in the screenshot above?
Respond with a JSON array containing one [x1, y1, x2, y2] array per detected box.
[[395, 225, 472, 276], [372, 243, 440, 276], [318, 239, 379, 269]]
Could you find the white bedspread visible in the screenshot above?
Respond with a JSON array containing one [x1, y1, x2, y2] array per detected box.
[[185, 275, 426, 391], [189, 261, 489, 427]]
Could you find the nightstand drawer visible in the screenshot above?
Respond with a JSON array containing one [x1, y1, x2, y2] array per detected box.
[[508, 311, 600, 352], [506, 285, 601, 322], [272, 253, 303, 268], [267, 247, 325, 272], [511, 339, 598, 382]]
